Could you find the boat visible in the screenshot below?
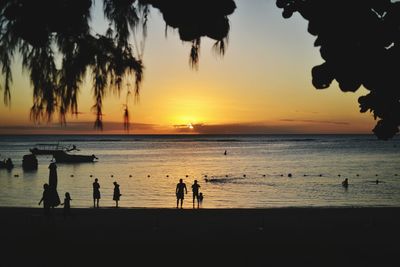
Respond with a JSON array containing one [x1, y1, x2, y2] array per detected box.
[[52, 151, 98, 163], [29, 143, 79, 155], [22, 154, 38, 171]]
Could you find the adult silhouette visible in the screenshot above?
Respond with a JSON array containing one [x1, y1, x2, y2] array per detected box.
[[48, 162, 61, 208], [176, 179, 188, 208], [191, 180, 201, 208], [93, 178, 101, 208], [113, 182, 121, 208]]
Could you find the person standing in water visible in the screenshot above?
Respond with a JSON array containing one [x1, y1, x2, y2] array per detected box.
[[198, 192, 204, 207], [93, 178, 101, 208], [176, 179, 187, 209], [342, 178, 349, 188], [38, 183, 51, 216], [48, 162, 61, 208], [191, 180, 201, 208], [61, 192, 72, 218], [113, 182, 121, 208]]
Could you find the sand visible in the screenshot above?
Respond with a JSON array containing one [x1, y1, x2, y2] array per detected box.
[[1, 207, 399, 266]]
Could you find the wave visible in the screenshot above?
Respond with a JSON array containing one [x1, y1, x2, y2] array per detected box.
[[204, 177, 244, 184]]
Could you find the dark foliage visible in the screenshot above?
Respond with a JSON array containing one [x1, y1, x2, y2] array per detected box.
[[0, 0, 146, 128], [2, 0, 397, 139], [277, 0, 400, 139], [141, 0, 236, 68]]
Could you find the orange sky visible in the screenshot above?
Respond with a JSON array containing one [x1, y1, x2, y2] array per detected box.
[[0, 0, 376, 135]]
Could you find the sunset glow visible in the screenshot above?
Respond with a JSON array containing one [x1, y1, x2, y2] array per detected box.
[[0, 0, 376, 135]]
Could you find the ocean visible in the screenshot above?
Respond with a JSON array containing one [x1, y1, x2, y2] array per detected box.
[[0, 134, 399, 208]]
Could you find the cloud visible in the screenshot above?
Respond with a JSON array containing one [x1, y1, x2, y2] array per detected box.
[[0, 119, 366, 135], [187, 123, 300, 134], [0, 121, 158, 134], [279, 119, 349, 125], [173, 119, 364, 134]]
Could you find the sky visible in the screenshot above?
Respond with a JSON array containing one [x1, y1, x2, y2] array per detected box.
[[0, 0, 376, 135]]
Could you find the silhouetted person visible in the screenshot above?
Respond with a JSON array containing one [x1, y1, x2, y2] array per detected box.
[[113, 182, 121, 208], [5, 158, 13, 170], [192, 180, 201, 208], [198, 192, 204, 207], [38, 183, 50, 216], [48, 162, 61, 208], [375, 179, 380, 184], [61, 192, 72, 218], [342, 178, 349, 188], [93, 178, 101, 208], [224, 150, 227, 155], [176, 179, 187, 208]]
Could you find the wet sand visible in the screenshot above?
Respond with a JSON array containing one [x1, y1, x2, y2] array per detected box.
[[1, 207, 399, 266]]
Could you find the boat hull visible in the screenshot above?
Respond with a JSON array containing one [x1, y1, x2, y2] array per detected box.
[[53, 151, 97, 163]]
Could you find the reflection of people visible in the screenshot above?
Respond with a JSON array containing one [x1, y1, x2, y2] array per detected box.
[[48, 163, 61, 208], [61, 192, 72, 218], [192, 180, 201, 208], [342, 178, 349, 188], [38, 183, 50, 216], [113, 182, 121, 208], [93, 178, 101, 208], [176, 179, 187, 209]]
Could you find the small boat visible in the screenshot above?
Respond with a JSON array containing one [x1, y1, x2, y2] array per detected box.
[[30, 143, 79, 155], [52, 151, 98, 163], [22, 154, 38, 171]]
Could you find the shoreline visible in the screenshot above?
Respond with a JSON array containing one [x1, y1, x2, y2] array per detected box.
[[1, 206, 399, 265]]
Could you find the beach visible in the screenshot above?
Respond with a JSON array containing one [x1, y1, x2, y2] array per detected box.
[[1, 207, 399, 266]]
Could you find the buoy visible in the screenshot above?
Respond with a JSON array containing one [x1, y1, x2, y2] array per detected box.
[[262, 174, 266, 177], [129, 175, 132, 178], [185, 175, 188, 177], [243, 174, 246, 178], [338, 174, 341, 177], [303, 174, 307, 177], [166, 175, 169, 178], [280, 174, 284, 177], [111, 175, 113, 177], [90, 175, 93, 177], [147, 175, 150, 178], [70, 175, 74, 177], [225, 175, 228, 177], [319, 174, 322, 177], [375, 174, 378, 177], [288, 173, 292, 178], [356, 174, 359, 177]]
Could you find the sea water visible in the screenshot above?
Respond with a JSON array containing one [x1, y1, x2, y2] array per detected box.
[[0, 134, 399, 208]]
